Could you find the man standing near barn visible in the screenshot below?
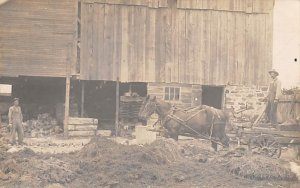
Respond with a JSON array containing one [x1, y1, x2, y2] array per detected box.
[[265, 69, 282, 126], [8, 98, 24, 145]]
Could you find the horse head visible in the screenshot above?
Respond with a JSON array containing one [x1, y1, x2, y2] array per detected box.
[[138, 95, 157, 121]]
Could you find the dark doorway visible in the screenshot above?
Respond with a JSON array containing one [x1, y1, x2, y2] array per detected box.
[[82, 81, 147, 130], [202, 86, 224, 109]]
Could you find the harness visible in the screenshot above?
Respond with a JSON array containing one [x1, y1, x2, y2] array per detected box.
[[154, 104, 226, 147]]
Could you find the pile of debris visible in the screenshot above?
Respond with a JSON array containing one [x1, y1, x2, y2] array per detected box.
[[221, 154, 297, 181], [0, 135, 9, 152], [23, 113, 63, 137]]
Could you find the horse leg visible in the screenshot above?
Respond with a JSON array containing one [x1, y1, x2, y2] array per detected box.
[[211, 141, 218, 151], [220, 135, 230, 148]]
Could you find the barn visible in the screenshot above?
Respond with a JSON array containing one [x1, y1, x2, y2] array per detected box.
[[78, 0, 274, 125], [0, 0, 278, 133]]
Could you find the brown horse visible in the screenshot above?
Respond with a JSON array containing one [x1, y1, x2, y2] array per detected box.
[[139, 95, 230, 151]]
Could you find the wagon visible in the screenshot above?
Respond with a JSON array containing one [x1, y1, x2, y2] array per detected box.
[[230, 92, 300, 158], [234, 123, 300, 158]]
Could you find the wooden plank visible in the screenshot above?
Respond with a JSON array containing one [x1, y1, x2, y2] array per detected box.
[[140, 7, 147, 81], [103, 4, 115, 80], [234, 13, 246, 85], [68, 130, 96, 137], [217, 0, 230, 11], [80, 3, 89, 79], [127, 6, 135, 81], [95, 4, 105, 80], [219, 11, 228, 85], [148, 0, 159, 8], [194, 11, 202, 84], [68, 125, 98, 131], [165, 7, 173, 83], [244, 14, 254, 85], [178, 10, 186, 83], [86, 0, 149, 6], [243, 128, 300, 138], [210, 10, 218, 84], [202, 11, 211, 84], [113, 5, 122, 80], [120, 6, 129, 81], [145, 8, 156, 82], [227, 12, 235, 84], [202, 0, 209, 9], [185, 10, 192, 84], [171, 2, 179, 83], [154, 9, 161, 82], [233, 0, 245, 12], [158, 0, 168, 8], [135, 7, 147, 81], [245, 0, 253, 13], [253, 0, 274, 13], [69, 117, 98, 124], [133, 7, 140, 81], [209, 0, 218, 10], [92, 3, 99, 79], [160, 8, 167, 82]]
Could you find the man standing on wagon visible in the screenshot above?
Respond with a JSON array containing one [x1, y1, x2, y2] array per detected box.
[[265, 69, 282, 126]]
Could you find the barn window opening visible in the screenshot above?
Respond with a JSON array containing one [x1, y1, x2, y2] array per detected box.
[[164, 87, 180, 101]]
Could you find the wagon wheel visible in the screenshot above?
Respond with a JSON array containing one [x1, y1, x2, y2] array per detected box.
[[248, 134, 281, 158]]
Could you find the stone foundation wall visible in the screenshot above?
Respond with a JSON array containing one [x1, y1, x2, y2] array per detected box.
[[225, 85, 269, 121]]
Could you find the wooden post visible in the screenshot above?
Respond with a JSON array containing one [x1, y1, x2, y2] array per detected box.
[[64, 76, 70, 137], [81, 80, 85, 117], [115, 77, 120, 136], [64, 44, 71, 137]]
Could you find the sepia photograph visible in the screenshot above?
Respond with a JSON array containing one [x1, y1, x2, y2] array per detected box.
[[0, 0, 299, 187]]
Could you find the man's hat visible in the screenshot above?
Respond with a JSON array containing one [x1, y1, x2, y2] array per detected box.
[[268, 69, 279, 76], [13, 98, 19, 102]]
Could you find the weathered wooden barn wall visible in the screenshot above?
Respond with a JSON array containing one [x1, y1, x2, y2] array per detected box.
[[0, 0, 77, 77], [80, 0, 274, 86]]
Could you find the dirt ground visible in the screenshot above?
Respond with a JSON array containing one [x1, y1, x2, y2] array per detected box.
[[0, 133, 300, 188]]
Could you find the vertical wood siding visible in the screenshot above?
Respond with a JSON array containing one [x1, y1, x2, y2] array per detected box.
[[80, 0, 274, 86], [0, 0, 77, 77]]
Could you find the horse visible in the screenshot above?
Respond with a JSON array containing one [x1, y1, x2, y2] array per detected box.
[[139, 95, 230, 151]]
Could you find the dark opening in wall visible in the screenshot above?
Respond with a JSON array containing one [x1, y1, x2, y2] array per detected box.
[[202, 86, 224, 109], [0, 76, 66, 124], [82, 81, 147, 130]]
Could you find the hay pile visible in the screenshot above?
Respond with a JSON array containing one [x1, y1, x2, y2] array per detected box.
[[224, 155, 297, 181], [140, 138, 183, 164], [76, 137, 183, 165]]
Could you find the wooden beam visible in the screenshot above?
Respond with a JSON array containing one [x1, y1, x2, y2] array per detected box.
[[64, 75, 70, 137], [115, 77, 120, 136], [64, 44, 72, 137], [81, 80, 85, 117]]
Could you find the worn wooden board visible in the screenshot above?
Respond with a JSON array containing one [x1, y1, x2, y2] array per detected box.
[[176, 0, 273, 13], [0, 0, 77, 77], [69, 117, 98, 125], [68, 125, 98, 131], [243, 128, 300, 138], [68, 130, 96, 137]]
